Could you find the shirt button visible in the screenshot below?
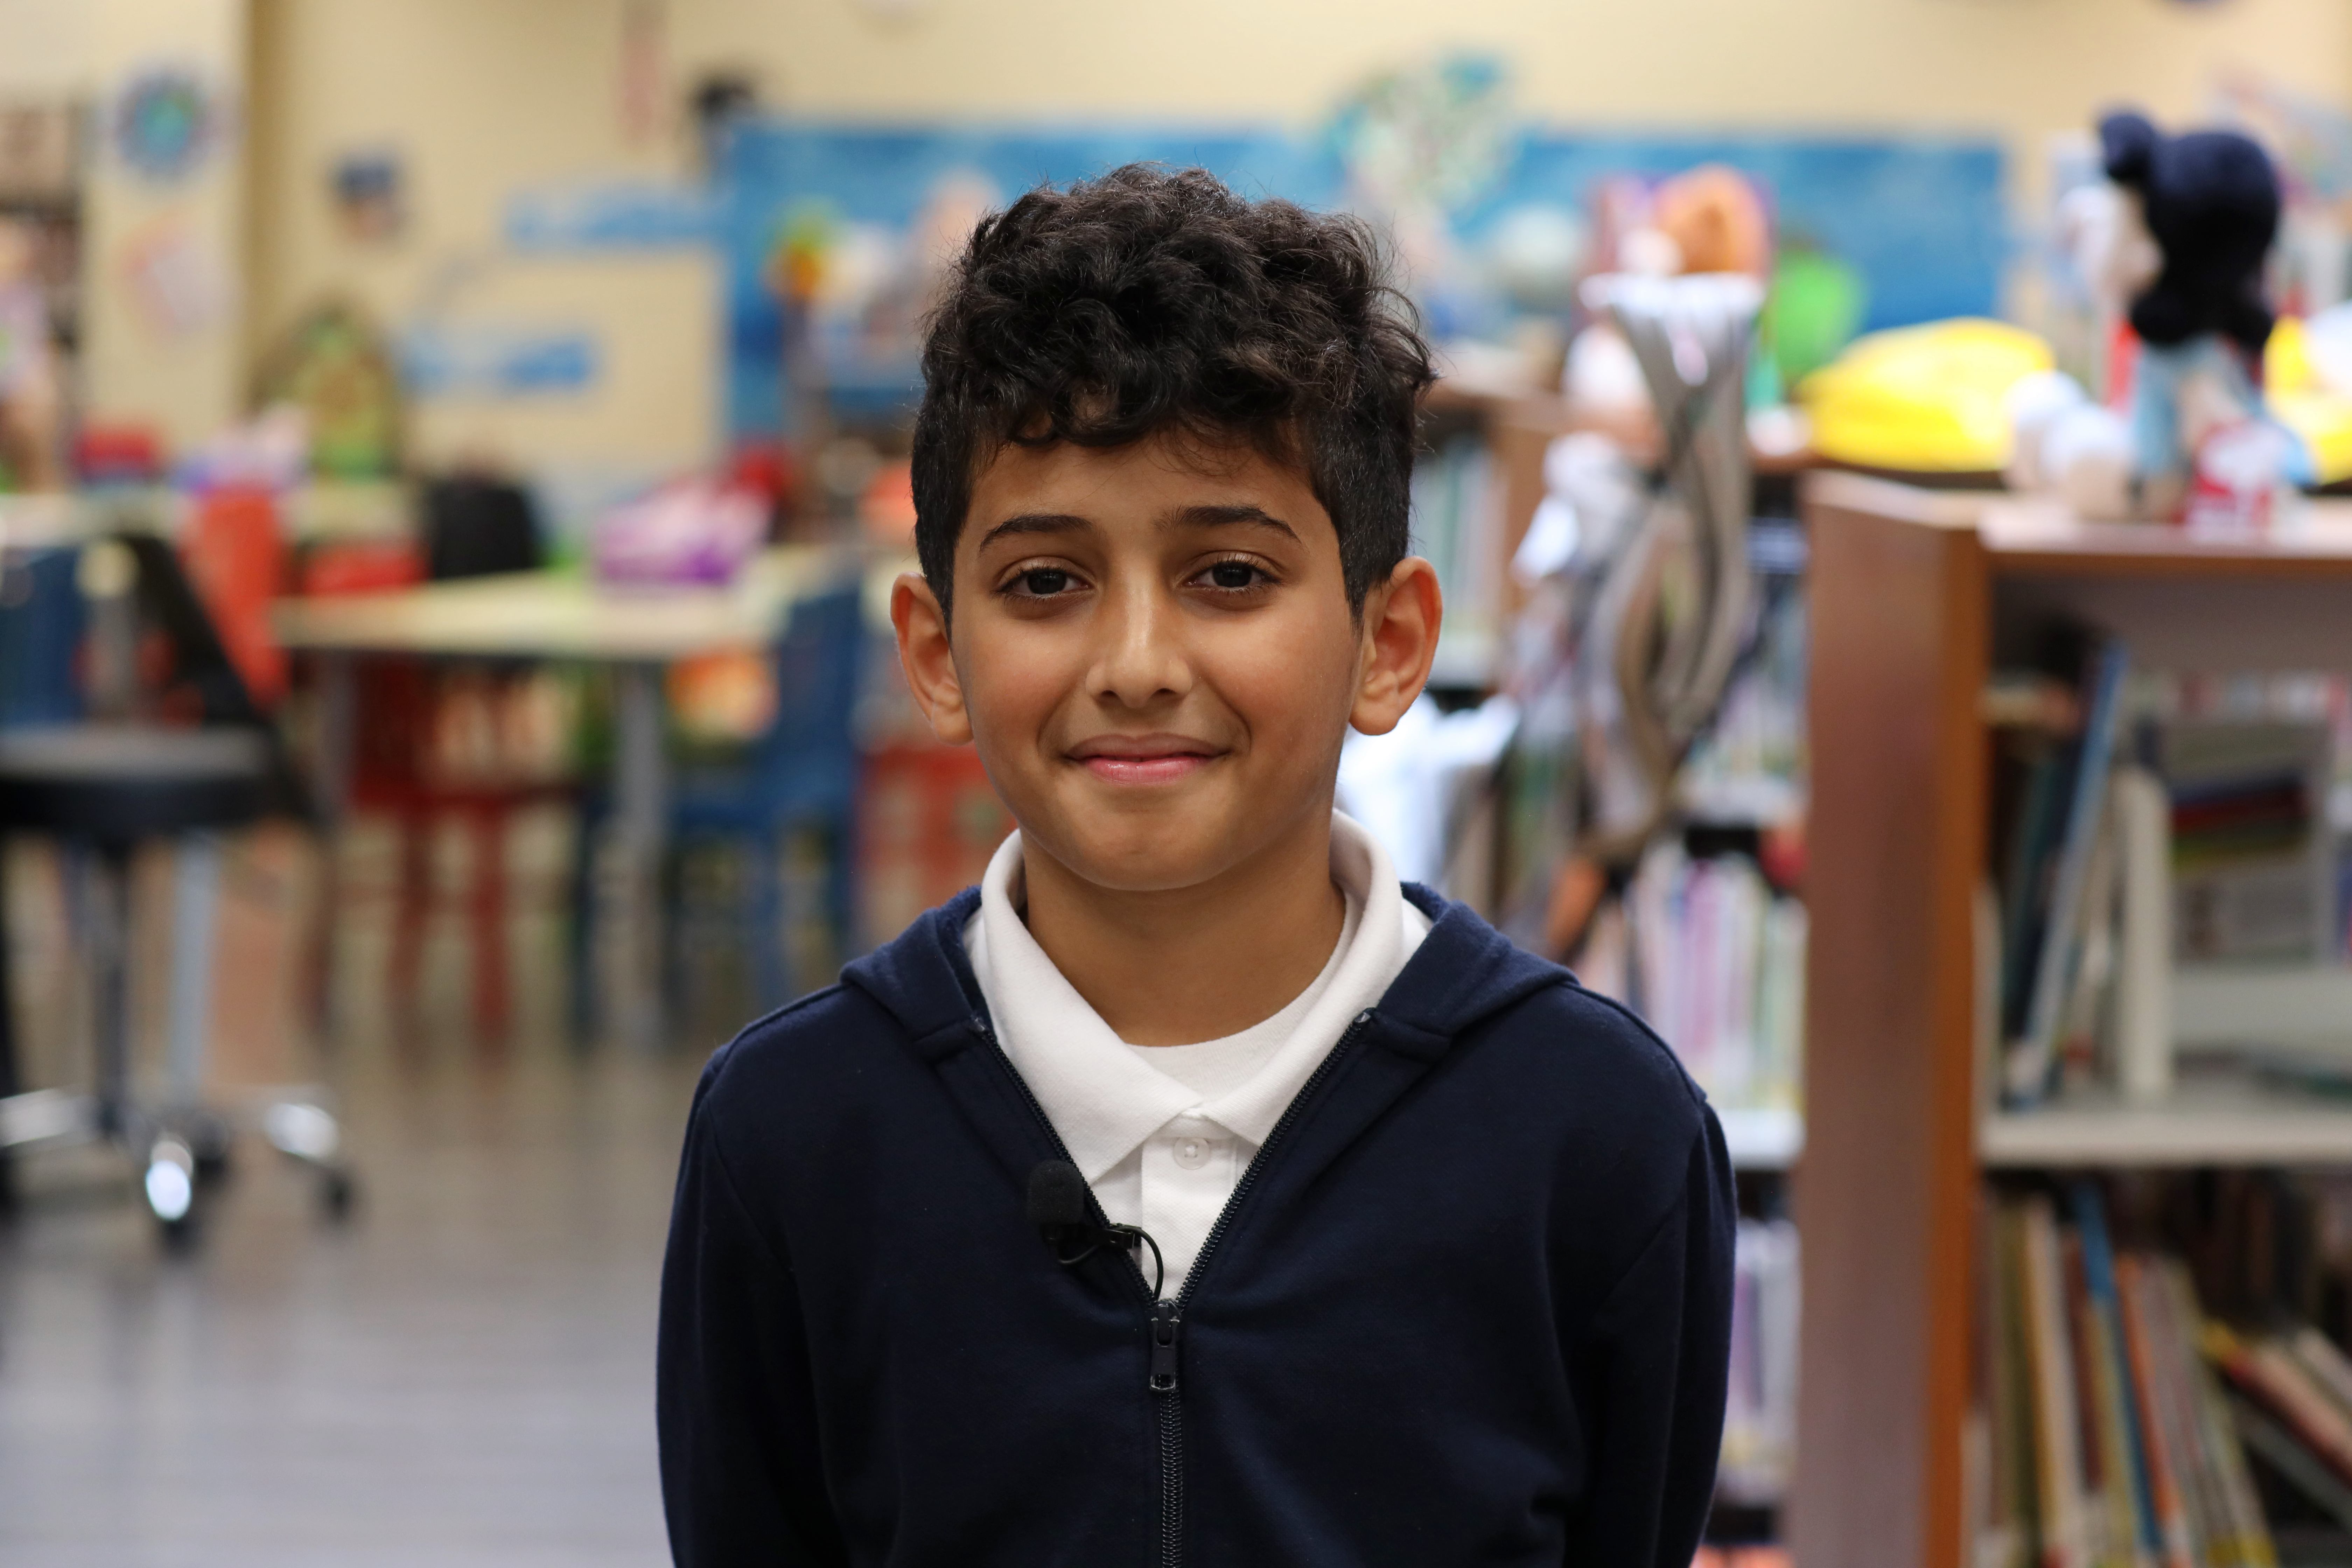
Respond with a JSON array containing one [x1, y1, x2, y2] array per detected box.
[[1173, 1135, 1213, 1170]]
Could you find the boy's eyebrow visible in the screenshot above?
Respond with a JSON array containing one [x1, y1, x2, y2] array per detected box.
[[1167, 504, 1301, 542], [975, 512, 1092, 550]]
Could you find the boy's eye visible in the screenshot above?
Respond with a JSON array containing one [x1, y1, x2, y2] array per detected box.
[[1014, 567, 1074, 597], [1199, 560, 1266, 591]]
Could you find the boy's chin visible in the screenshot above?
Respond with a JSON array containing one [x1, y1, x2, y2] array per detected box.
[[1031, 813, 1309, 898], [1052, 836, 1250, 896]]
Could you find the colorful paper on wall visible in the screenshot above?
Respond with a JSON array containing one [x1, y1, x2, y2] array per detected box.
[[399, 323, 600, 399], [713, 118, 2007, 440], [505, 180, 716, 251]]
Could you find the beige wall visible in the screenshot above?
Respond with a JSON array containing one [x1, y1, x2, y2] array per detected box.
[[248, 0, 712, 474], [0, 0, 92, 96], [237, 0, 2352, 470], [673, 0, 2350, 155], [83, 0, 251, 454]]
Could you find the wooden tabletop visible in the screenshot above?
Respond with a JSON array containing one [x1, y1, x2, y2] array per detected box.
[[271, 546, 893, 661]]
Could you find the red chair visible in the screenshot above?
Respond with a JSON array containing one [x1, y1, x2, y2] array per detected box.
[[348, 663, 569, 1044], [855, 741, 1009, 950], [180, 487, 292, 709], [299, 530, 572, 1045]]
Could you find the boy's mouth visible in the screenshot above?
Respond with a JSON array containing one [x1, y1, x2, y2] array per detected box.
[[1067, 734, 1223, 785]]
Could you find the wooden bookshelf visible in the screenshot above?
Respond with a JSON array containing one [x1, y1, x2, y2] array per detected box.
[[2176, 965, 2352, 1044], [1788, 471, 2352, 1568]]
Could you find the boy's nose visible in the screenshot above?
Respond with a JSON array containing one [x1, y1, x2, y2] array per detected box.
[[1088, 583, 1194, 709]]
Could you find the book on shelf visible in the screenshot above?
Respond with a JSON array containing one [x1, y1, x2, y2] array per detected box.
[[1984, 671, 2087, 736], [1986, 656, 2352, 1112], [1676, 575, 1807, 830], [1977, 1184, 2278, 1568], [1986, 751, 2174, 1113], [2163, 720, 2335, 967], [1721, 1217, 1800, 1506], [2203, 1324, 2352, 1490], [2185, 1314, 2352, 1552], [2000, 637, 2132, 1106], [1409, 430, 1504, 687], [1572, 838, 1805, 1116], [2228, 1396, 2352, 1535], [2076, 1186, 2165, 1561], [2112, 1254, 2196, 1567]]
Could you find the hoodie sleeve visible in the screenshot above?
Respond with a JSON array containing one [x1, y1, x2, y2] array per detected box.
[[1562, 1105, 1737, 1568], [658, 1059, 847, 1567]]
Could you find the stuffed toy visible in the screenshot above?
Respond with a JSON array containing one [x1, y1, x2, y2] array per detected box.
[[2096, 109, 2307, 527], [2006, 368, 2134, 519], [2102, 111, 2276, 356]]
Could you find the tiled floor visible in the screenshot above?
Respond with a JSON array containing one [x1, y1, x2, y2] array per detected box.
[[0, 822, 715, 1567]]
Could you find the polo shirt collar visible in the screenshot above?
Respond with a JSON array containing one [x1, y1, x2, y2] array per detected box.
[[975, 812, 1407, 1183]]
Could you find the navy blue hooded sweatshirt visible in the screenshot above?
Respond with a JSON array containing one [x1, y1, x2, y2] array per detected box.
[[659, 884, 1735, 1567]]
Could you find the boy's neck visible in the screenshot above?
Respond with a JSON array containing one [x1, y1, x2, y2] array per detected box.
[[1017, 802, 1348, 1048]]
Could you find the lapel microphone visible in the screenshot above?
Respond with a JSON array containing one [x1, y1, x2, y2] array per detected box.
[[1027, 1159, 1167, 1299]]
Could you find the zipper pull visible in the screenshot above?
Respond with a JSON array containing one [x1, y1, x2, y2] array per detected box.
[[1149, 1299, 1182, 1393]]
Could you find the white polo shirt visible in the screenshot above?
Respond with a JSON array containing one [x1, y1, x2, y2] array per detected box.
[[963, 812, 1430, 1295]]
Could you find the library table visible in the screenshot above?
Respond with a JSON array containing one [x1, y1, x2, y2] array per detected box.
[[273, 546, 875, 1048]]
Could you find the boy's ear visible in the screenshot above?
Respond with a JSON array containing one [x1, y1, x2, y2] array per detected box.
[[890, 572, 974, 746], [1349, 557, 1442, 737]]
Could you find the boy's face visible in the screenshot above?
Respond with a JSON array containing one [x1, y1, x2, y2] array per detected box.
[[892, 431, 1439, 897]]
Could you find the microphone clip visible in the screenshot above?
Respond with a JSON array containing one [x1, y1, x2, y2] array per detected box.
[[1065, 1221, 1166, 1301], [1027, 1160, 1168, 1299]]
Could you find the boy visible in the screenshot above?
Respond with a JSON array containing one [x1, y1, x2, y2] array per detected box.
[[659, 165, 1734, 1567]]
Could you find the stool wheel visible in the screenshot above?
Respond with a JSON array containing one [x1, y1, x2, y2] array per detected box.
[[142, 1133, 200, 1241], [321, 1168, 357, 1222], [185, 1110, 236, 1182]]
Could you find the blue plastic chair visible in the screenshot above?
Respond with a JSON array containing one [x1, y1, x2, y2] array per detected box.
[[0, 545, 81, 1154], [0, 537, 349, 1232], [572, 581, 867, 1023], [674, 582, 866, 1006], [0, 547, 86, 728]]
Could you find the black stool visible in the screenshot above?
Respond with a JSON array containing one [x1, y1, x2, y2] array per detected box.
[[0, 724, 352, 1238]]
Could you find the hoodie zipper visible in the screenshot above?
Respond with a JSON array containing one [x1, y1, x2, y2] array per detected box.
[[970, 1007, 1377, 1568]]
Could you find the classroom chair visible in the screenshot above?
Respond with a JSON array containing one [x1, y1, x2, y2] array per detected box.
[[180, 486, 292, 708], [0, 533, 351, 1239], [320, 475, 571, 1043], [570, 581, 866, 1028], [0, 545, 84, 728], [853, 739, 1009, 951], [0, 542, 82, 1209]]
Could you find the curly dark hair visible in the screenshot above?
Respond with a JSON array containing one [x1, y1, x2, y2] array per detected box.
[[911, 164, 1433, 623]]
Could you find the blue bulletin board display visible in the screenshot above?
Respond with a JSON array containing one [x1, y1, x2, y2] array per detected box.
[[714, 118, 2006, 442]]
